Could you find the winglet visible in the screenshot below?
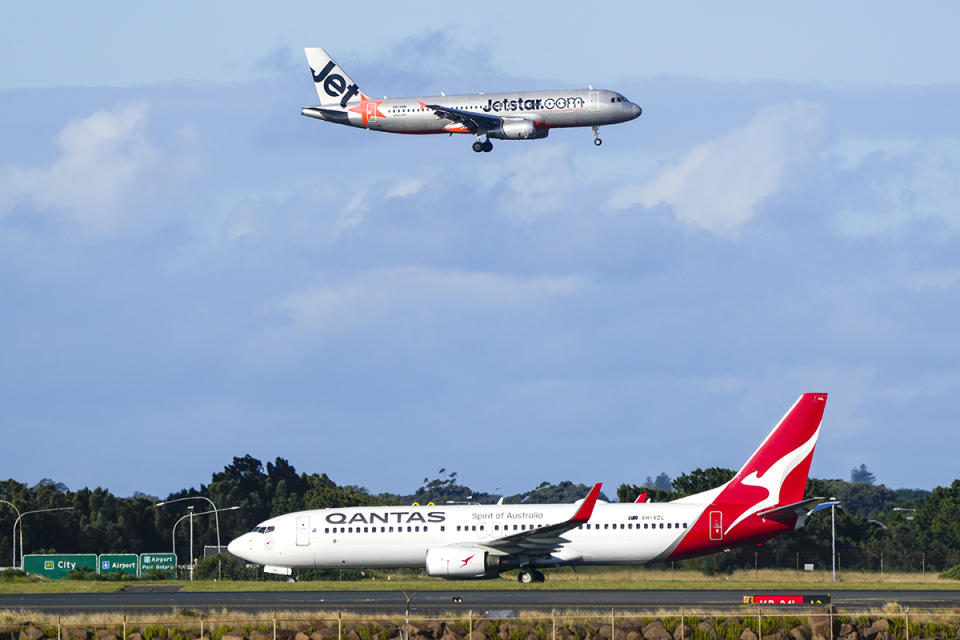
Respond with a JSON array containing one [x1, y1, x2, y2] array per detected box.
[[571, 483, 603, 523], [635, 492, 648, 504]]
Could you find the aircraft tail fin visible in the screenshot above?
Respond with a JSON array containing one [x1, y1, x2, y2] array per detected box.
[[304, 47, 363, 108], [725, 393, 826, 508], [665, 394, 827, 558]]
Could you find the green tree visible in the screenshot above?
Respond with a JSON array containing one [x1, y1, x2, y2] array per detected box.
[[671, 467, 736, 498]]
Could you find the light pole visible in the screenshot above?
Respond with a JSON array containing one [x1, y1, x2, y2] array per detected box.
[[157, 496, 224, 580], [810, 498, 840, 582], [188, 506, 194, 582], [831, 500, 837, 583], [0, 500, 20, 570], [15, 507, 74, 570], [171, 506, 240, 580]]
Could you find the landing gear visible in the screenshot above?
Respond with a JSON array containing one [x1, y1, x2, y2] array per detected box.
[[592, 126, 602, 146], [473, 136, 493, 153], [518, 569, 545, 583]]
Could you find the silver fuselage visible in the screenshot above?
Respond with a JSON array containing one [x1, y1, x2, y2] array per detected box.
[[302, 88, 641, 135]]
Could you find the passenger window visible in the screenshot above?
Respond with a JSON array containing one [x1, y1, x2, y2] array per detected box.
[[324, 528, 329, 534], [644, 523, 648, 529], [415, 526, 420, 532], [628, 524, 632, 529], [424, 526, 428, 532], [457, 525, 461, 531], [683, 523, 688, 529], [364, 527, 369, 533], [389, 526, 394, 532], [440, 526, 445, 532], [407, 526, 412, 532], [603, 524, 608, 530], [659, 523, 664, 529], [513, 524, 518, 530], [495, 525, 500, 531], [480, 525, 484, 531], [667, 523, 672, 529]]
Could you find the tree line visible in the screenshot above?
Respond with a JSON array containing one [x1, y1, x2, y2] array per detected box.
[[1, 457, 957, 576]]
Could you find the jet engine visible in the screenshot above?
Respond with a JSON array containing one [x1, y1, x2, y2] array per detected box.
[[489, 119, 548, 140], [425, 547, 502, 578]]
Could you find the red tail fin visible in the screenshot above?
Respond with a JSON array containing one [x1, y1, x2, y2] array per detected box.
[[729, 392, 827, 508], [668, 393, 827, 558]]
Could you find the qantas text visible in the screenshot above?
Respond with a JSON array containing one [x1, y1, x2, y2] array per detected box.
[[482, 96, 585, 113], [325, 511, 445, 525]]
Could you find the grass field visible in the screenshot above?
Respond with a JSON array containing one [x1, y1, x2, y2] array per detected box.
[[1, 567, 956, 594]]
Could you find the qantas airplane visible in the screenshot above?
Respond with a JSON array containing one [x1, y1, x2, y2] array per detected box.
[[227, 393, 827, 583], [300, 47, 642, 152]]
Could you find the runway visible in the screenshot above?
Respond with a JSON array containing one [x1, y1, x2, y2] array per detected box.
[[1, 589, 960, 614]]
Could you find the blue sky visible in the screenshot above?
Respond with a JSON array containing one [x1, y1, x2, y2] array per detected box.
[[2, 2, 959, 499]]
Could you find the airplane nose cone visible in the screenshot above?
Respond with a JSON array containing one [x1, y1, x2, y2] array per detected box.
[[227, 536, 244, 558], [632, 103, 642, 118]]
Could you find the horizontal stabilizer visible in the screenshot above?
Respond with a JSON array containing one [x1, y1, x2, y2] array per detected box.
[[756, 497, 825, 528]]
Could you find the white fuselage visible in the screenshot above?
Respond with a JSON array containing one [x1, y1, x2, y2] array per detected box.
[[228, 500, 707, 571]]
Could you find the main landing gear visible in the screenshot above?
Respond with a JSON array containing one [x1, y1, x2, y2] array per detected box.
[[518, 568, 545, 583], [472, 135, 493, 153], [592, 126, 602, 146]]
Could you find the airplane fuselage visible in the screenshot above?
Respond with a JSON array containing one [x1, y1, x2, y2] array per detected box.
[[302, 89, 640, 137], [228, 499, 788, 573]]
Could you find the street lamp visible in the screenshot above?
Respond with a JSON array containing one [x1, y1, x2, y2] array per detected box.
[[157, 495, 224, 580], [809, 498, 841, 582], [14, 507, 74, 570], [171, 506, 240, 581], [0, 500, 20, 570]]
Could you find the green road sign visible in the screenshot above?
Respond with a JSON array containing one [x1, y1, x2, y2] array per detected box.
[[99, 553, 138, 576], [24, 554, 98, 579], [140, 552, 177, 578]]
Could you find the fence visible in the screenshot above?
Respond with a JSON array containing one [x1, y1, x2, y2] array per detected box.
[[3, 609, 960, 640]]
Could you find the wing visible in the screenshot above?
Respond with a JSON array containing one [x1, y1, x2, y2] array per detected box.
[[471, 483, 603, 557], [425, 103, 502, 133]]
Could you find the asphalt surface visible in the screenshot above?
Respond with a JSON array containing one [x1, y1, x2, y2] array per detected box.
[[1, 589, 960, 614]]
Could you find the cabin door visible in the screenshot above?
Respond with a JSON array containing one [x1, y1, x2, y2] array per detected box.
[[296, 515, 311, 546], [709, 511, 723, 541], [588, 91, 600, 112]]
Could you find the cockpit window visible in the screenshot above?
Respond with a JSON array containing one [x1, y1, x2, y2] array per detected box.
[[250, 525, 275, 534]]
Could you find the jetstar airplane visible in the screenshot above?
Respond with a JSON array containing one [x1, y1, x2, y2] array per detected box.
[[227, 393, 827, 583], [300, 47, 642, 152]]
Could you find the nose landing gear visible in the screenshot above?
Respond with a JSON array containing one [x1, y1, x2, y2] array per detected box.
[[592, 126, 602, 146]]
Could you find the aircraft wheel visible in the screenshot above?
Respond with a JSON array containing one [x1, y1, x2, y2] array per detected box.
[[531, 570, 545, 583], [472, 141, 484, 152], [482, 140, 493, 152], [518, 569, 534, 584], [594, 138, 603, 146]]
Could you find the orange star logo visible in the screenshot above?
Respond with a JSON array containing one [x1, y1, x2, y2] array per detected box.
[[348, 93, 385, 127]]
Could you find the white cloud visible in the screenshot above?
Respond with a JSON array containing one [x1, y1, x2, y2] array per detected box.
[[832, 139, 960, 237], [497, 144, 575, 220], [337, 189, 370, 232], [248, 266, 585, 361], [385, 177, 426, 199], [609, 102, 823, 235], [0, 103, 155, 231]]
